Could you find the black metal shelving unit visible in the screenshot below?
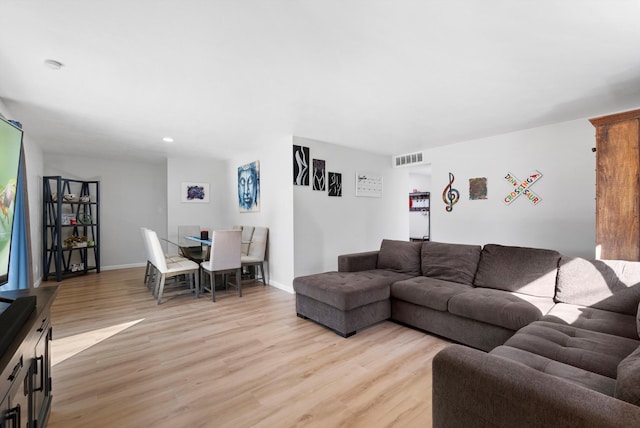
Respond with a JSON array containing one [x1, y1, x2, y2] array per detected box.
[[42, 176, 100, 281]]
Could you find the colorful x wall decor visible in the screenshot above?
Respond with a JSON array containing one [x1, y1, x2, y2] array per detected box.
[[503, 170, 542, 205]]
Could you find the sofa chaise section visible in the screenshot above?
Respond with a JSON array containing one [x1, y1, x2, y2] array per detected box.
[[293, 239, 421, 337]]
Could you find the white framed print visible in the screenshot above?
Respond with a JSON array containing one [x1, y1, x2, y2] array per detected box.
[[181, 182, 210, 203], [355, 172, 383, 197]]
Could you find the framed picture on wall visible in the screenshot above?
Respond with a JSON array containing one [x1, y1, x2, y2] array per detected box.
[[355, 172, 383, 197], [181, 182, 210, 203], [238, 161, 260, 212]]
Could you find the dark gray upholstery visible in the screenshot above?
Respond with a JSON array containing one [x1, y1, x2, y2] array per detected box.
[[420, 241, 481, 285], [474, 243, 560, 297], [637, 302, 640, 338], [376, 239, 422, 275], [391, 300, 514, 351], [447, 288, 555, 331], [390, 276, 472, 311], [499, 321, 639, 379], [491, 345, 616, 396], [556, 257, 640, 315], [338, 250, 378, 272], [295, 293, 390, 337], [293, 270, 410, 311], [616, 345, 640, 406], [293, 269, 412, 336], [543, 303, 639, 340], [433, 345, 640, 428]]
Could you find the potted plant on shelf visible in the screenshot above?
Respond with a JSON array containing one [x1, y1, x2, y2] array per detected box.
[[63, 235, 87, 249]]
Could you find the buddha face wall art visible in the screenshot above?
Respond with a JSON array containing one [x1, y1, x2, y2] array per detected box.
[[238, 161, 260, 212]]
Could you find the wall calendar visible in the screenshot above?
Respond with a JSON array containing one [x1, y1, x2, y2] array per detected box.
[[355, 172, 383, 197]]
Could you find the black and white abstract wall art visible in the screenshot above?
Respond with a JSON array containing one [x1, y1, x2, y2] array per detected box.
[[313, 159, 326, 191], [293, 145, 309, 186], [328, 172, 342, 197]]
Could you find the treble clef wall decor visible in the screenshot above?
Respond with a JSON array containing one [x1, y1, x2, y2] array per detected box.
[[442, 172, 460, 212]]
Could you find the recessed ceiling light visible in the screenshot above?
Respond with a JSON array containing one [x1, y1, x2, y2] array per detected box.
[[162, 137, 174, 143], [43, 59, 63, 70]]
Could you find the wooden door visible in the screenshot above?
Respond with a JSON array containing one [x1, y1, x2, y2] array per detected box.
[[591, 110, 640, 260]]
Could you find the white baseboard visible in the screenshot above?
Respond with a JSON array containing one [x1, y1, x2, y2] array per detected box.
[[101, 263, 147, 271], [268, 280, 293, 294]]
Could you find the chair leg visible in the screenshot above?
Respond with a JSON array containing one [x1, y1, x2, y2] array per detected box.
[[259, 262, 266, 286], [144, 261, 151, 283], [147, 265, 157, 292], [194, 270, 199, 298], [209, 271, 216, 302], [156, 274, 166, 304], [152, 270, 161, 297], [236, 268, 242, 297]]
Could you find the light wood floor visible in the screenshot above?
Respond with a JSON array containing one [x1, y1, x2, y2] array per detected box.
[[43, 268, 450, 428]]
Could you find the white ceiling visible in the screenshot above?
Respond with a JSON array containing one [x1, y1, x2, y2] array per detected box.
[[1, 1, 639, 161]]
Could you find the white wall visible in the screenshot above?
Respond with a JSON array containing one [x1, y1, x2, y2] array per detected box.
[[226, 136, 295, 291], [0, 100, 44, 286], [22, 114, 597, 286], [44, 154, 167, 269], [425, 119, 596, 257], [166, 157, 230, 243], [292, 136, 406, 278]]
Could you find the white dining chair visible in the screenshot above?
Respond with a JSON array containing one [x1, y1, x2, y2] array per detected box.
[[141, 227, 187, 291], [200, 230, 242, 302], [146, 229, 200, 304], [242, 226, 268, 285]]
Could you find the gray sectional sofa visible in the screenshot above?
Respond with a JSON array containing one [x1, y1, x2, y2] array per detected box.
[[292, 239, 640, 427]]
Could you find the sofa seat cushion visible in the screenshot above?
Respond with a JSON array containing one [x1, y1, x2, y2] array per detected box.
[[543, 303, 639, 340], [390, 277, 473, 311], [616, 345, 640, 406], [501, 321, 639, 379], [292, 270, 413, 311], [555, 257, 640, 315], [420, 241, 482, 285], [490, 345, 616, 396], [448, 288, 555, 331], [377, 239, 422, 275], [473, 244, 560, 298]]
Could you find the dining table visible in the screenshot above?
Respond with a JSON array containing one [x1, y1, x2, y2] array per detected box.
[[160, 236, 210, 263]]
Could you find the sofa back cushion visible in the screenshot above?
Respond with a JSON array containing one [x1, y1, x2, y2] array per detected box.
[[556, 257, 640, 316], [616, 345, 640, 406], [421, 241, 482, 285], [473, 244, 560, 297], [377, 239, 422, 276]]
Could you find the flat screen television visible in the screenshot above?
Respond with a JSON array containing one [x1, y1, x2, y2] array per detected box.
[[0, 117, 23, 287]]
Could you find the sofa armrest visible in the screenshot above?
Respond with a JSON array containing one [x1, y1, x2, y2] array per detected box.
[[338, 251, 379, 272], [433, 344, 640, 428]]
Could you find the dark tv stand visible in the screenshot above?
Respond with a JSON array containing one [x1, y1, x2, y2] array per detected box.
[[0, 286, 57, 428]]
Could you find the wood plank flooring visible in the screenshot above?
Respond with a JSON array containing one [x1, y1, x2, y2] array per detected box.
[[44, 268, 450, 428]]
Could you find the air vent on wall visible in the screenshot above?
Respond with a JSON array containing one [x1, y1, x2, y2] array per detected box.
[[393, 151, 424, 167]]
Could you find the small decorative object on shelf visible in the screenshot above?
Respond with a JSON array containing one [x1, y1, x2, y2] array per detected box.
[[78, 213, 92, 224], [43, 176, 100, 281], [70, 262, 85, 272], [63, 235, 87, 249]]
